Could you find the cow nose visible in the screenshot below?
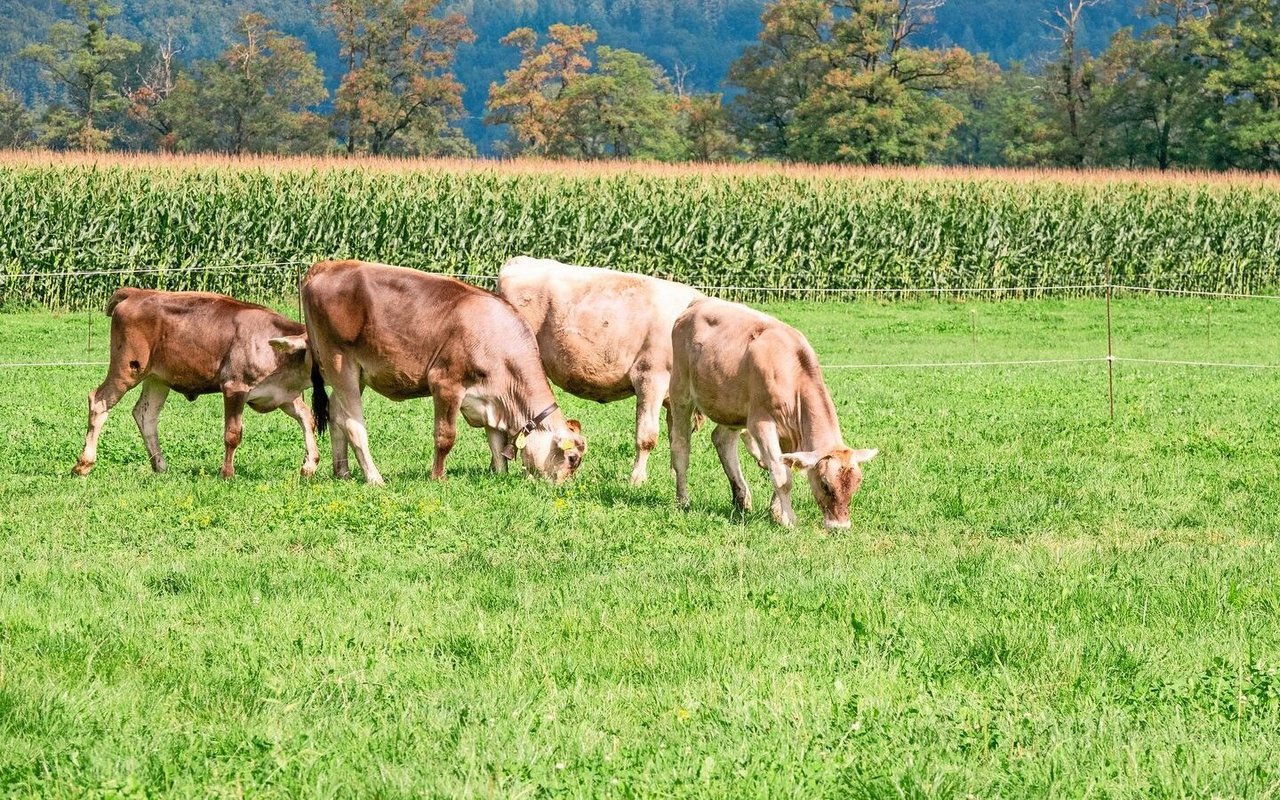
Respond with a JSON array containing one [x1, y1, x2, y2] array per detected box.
[[825, 519, 851, 531]]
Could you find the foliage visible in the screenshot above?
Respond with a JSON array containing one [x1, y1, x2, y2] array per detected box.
[[1196, 0, 1280, 170], [5, 158, 1280, 310], [18, 0, 140, 150], [485, 23, 596, 157], [162, 14, 328, 155], [326, 0, 475, 156], [944, 61, 1055, 166], [487, 25, 688, 159], [3, 297, 1280, 795], [0, 83, 37, 147], [728, 0, 979, 164], [677, 93, 744, 161]]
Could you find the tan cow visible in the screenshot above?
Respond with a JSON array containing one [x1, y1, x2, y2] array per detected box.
[[497, 256, 704, 485], [669, 298, 877, 529], [73, 288, 323, 479], [301, 260, 586, 485]]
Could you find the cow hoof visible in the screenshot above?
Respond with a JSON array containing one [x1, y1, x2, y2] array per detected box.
[[71, 459, 94, 477], [220, 469, 235, 480], [628, 470, 648, 486], [152, 461, 168, 474], [300, 463, 318, 478]]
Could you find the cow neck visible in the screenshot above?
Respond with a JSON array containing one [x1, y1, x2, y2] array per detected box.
[[795, 382, 844, 453], [496, 371, 561, 436]]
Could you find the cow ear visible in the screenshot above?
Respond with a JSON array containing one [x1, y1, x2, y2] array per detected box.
[[565, 419, 582, 434], [849, 448, 879, 464], [781, 451, 822, 470], [268, 335, 307, 354]]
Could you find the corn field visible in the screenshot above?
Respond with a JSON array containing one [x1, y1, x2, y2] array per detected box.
[[3, 157, 1280, 309]]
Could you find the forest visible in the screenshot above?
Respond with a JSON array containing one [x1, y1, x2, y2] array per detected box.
[[3, 0, 1277, 170]]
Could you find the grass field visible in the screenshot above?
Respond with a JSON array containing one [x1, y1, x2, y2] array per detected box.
[[2, 296, 1280, 797]]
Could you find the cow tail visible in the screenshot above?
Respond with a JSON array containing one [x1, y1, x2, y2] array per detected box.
[[310, 358, 329, 438]]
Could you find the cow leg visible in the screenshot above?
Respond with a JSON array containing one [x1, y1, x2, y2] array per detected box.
[[712, 424, 752, 513], [280, 395, 320, 477], [329, 401, 351, 479], [329, 372, 382, 485], [430, 390, 464, 480], [749, 418, 797, 527], [220, 390, 248, 479], [73, 362, 145, 476], [486, 426, 509, 474], [741, 430, 767, 470], [629, 376, 666, 486], [669, 396, 696, 510], [131, 378, 170, 473]]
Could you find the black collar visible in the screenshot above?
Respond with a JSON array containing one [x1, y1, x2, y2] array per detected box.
[[516, 403, 559, 439]]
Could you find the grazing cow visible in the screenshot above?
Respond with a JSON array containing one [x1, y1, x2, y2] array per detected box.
[[498, 256, 704, 485], [301, 260, 586, 485], [669, 298, 878, 529], [73, 288, 323, 479]]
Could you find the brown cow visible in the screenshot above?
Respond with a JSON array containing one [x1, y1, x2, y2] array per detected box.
[[497, 256, 704, 485], [301, 260, 586, 485], [669, 298, 877, 529], [73, 288, 324, 479]]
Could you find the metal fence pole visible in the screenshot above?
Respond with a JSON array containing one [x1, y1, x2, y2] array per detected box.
[[1106, 261, 1115, 421]]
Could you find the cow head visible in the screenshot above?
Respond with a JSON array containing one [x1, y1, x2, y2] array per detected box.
[[268, 335, 312, 376], [268, 334, 308, 356], [522, 420, 587, 484], [782, 447, 878, 530]]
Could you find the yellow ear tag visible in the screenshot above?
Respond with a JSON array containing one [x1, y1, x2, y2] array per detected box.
[[514, 432, 526, 450], [559, 440, 576, 453]]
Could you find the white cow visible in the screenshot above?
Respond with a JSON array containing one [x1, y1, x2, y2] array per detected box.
[[498, 256, 704, 484]]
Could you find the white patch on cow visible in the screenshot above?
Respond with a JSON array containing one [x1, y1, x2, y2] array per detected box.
[[460, 391, 503, 429]]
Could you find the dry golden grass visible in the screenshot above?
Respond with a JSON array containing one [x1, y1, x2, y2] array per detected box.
[[3, 148, 1277, 187]]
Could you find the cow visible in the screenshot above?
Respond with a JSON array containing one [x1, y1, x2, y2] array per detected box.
[[300, 260, 587, 485], [668, 298, 878, 529], [72, 288, 324, 479], [497, 256, 704, 485]]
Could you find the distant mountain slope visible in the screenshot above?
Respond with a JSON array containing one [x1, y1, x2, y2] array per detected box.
[[0, 0, 1145, 148]]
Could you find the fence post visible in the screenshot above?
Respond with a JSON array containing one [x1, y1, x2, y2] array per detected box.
[[970, 308, 978, 363], [1106, 260, 1115, 421]]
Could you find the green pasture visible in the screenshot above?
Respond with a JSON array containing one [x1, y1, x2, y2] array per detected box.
[[1, 296, 1278, 797]]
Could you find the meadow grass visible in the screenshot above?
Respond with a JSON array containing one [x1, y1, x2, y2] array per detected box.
[[1, 297, 1279, 797]]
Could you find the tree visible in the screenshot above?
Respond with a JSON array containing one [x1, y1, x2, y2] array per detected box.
[[677, 93, 743, 161], [1195, 0, 1280, 170], [486, 24, 686, 160], [19, 0, 140, 150], [559, 46, 684, 159], [0, 84, 35, 147], [945, 61, 1054, 166], [123, 26, 181, 151], [165, 14, 327, 155], [486, 23, 598, 157], [727, 0, 978, 164], [1040, 0, 1109, 166], [326, 0, 475, 156]]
